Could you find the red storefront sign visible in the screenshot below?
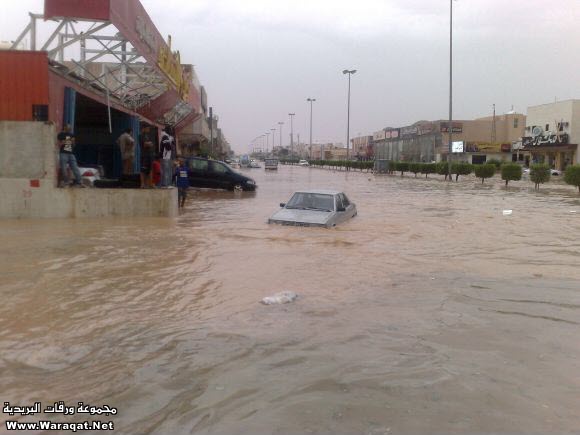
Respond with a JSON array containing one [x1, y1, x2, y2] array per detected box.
[[44, 0, 111, 21]]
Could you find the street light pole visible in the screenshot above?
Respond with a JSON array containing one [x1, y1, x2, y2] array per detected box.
[[307, 98, 316, 160], [447, 0, 453, 179], [278, 122, 284, 154], [265, 132, 270, 154], [288, 113, 295, 158], [270, 128, 276, 155], [343, 69, 356, 162]]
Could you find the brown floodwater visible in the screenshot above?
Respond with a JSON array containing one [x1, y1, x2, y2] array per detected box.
[[1, 166, 579, 435]]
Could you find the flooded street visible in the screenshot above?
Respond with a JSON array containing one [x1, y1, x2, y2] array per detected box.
[[1, 166, 580, 434]]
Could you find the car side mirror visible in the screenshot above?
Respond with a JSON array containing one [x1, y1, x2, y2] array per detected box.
[[280, 203, 286, 208], [337, 206, 346, 212]]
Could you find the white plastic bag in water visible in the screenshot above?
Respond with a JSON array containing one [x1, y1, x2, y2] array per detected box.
[[261, 291, 298, 305], [502, 210, 513, 216]]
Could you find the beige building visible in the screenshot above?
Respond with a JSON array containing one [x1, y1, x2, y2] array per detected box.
[[438, 112, 526, 164], [373, 113, 526, 164], [310, 143, 346, 160], [351, 135, 374, 159], [519, 99, 579, 170]]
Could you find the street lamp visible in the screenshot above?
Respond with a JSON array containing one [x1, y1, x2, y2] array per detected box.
[[307, 98, 316, 160], [288, 113, 295, 158], [447, 0, 453, 179], [265, 132, 270, 153], [343, 69, 356, 162], [270, 128, 276, 155], [278, 122, 284, 155]]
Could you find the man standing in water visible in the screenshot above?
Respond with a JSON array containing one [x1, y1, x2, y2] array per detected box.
[[57, 124, 83, 187], [174, 158, 189, 208]]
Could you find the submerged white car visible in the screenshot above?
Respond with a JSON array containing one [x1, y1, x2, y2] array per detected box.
[[268, 190, 357, 228], [298, 160, 310, 166], [78, 165, 103, 187]]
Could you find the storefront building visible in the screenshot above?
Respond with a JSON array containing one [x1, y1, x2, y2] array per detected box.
[[0, 0, 208, 218], [519, 100, 579, 170], [373, 113, 526, 164]]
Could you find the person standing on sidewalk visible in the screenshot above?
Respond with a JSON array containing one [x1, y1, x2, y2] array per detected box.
[[160, 126, 173, 187], [57, 124, 83, 187], [140, 137, 154, 188], [117, 128, 135, 175]]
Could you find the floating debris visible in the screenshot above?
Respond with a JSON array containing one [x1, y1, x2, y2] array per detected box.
[[261, 291, 298, 305]]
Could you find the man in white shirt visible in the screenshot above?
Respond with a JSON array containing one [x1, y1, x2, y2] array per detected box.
[[160, 126, 174, 187]]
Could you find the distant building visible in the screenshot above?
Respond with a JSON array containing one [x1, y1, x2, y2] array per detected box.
[[351, 135, 373, 159], [373, 113, 526, 164], [519, 99, 579, 170]]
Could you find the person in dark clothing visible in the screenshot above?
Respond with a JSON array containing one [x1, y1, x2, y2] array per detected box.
[[57, 124, 83, 187], [160, 125, 174, 187], [140, 136, 154, 188], [174, 158, 190, 208]]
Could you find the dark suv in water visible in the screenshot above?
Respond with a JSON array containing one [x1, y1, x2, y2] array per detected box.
[[185, 157, 257, 191]]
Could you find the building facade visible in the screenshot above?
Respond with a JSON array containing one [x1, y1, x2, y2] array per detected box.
[[519, 100, 579, 170], [374, 114, 526, 164]]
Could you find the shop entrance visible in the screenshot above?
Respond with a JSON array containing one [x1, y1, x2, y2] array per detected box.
[[471, 155, 486, 165]]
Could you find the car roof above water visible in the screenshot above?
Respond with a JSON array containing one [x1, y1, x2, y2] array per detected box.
[[293, 189, 342, 196]]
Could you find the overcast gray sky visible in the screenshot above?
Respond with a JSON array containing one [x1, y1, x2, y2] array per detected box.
[[2, 0, 579, 153]]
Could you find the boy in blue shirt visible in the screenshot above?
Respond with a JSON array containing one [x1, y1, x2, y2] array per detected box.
[[174, 158, 190, 208]]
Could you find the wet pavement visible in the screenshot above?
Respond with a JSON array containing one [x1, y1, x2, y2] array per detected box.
[[1, 165, 579, 434]]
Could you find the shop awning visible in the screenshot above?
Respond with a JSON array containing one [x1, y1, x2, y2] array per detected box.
[[12, 0, 201, 131]]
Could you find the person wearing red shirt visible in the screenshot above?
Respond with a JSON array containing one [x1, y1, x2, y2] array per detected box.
[[151, 154, 162, 187]]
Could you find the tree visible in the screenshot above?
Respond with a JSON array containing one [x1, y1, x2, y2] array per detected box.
[[530, 163, 550, 190], [398, 161, 409, 177], [486, 158, 502, 169], [451, 162, 473, 181], [474, 164, 496, 184], [564, 165, 580, 193], [421, 163, 437, 178], [409, 162, 422, 178], [501, 163, 522, 187], [436, 162, 452, 181]]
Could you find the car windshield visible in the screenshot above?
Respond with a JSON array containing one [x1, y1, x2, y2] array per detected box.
[[285, 193, 334, 211]]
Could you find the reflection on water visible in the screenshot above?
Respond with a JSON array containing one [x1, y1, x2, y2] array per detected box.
[[1, 167, 579, 434]]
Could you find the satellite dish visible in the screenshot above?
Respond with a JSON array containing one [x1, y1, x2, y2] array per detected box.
[[532, 126, 543, 136]]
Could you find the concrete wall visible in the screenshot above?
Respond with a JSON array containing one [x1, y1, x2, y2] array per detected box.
[[0, 121, 178, 218], [526, 100, 575, 135], [0, 121, 57, 180], [0, 178, 177, 218]]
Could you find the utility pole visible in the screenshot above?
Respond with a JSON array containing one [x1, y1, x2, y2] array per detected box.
[[289, 113, 295, 158], [447, 0, 453, 179], [209, 106, 213, 157], [491, 103, 497, 145], [343, 70, 357, 162], [270, 128, 276, 155], [278, 121, 284, 154], [307, 98, 316, 160]]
